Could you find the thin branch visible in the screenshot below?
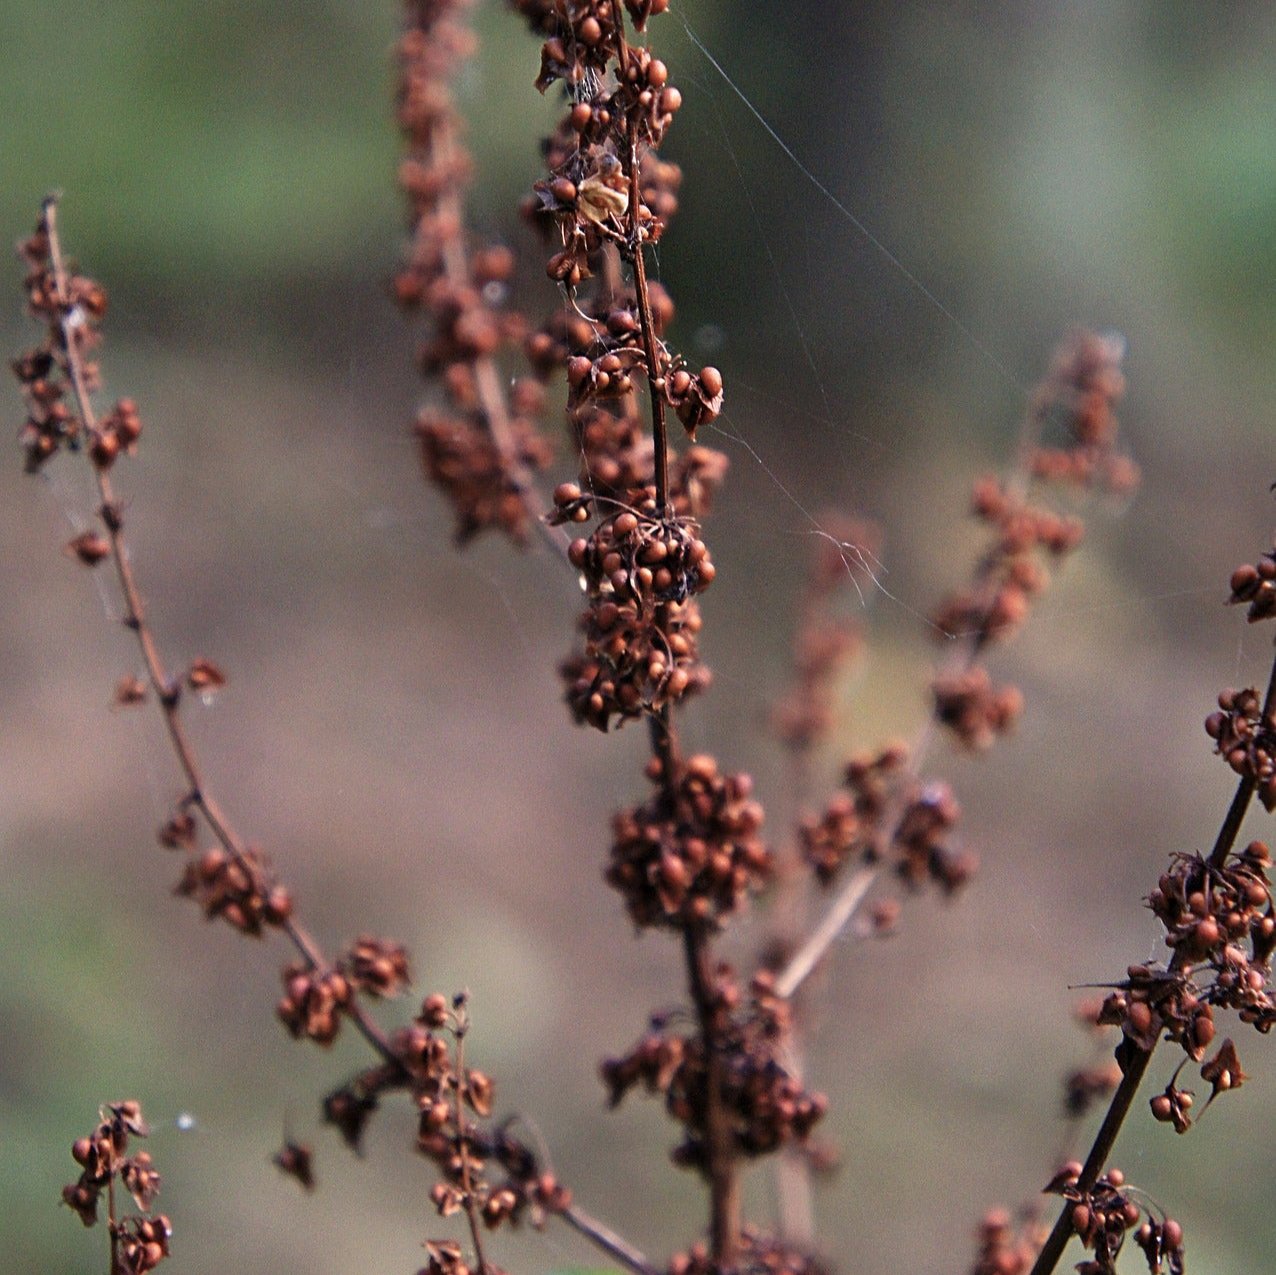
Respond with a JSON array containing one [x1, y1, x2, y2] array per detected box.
[[452, 1026, 492, 1275], [44, 194, 407, 1073], [431, 121, 571, 561], [774, 865, 875, 1001], [561, 1205, 661, 1275], [106, 1172, 119, 1275], [611, 17, 670, 515], [682, 923, 740, 1267], [776, 346, 1122, 1001], [1027, 639, 1276, 1275]]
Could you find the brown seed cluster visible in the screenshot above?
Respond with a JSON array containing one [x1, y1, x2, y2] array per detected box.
[[62, 1102, 172, 1274], [277, 963, 354, 1045], [930, 473, 1082, 647], [519, 269, 729, 519], [966, 1208, 1042, 1275], [602, 970, 827, 1169], [419, 1238, 498, 1275], [185, 657, 227, 695], [669, 1227, 828, 1275], [272, 1140, 316, 1191], [930, 330, 1139, 752], [1046, 1164, 1184, 1275], [322, 991, 571, 1240], [1228, 544, 1276, 622], [932, 667, 1024, 753], [607, 752, 770, 929], [1205, 687, 1276, 810], [13, 209, 111, 472], [1063, 1059, 1122, 1119], [344, 935, 412, 998], [174, 845, 293, 936], [1090, 840, 1275, 1116], [1026, 330, 1140, 496], [1145, 840, 1275, 1016], [277, 937, 411, 1044], [799, 743, 975, 895], [415, 994, 571, 1231], [556, 484, 715, 729], [510, 0, 725, 446], [396, 0, 552, 545]]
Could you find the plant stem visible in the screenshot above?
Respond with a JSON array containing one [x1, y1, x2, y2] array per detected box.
[[430, 122, 570, 560], [1028, 639, 1276, 1275], [561, 1204, 660, 1275], [106, 1172, 119, 1274], [452, 1028, 492, 1275], [43, 193, 412, 1074], [647, 701, 739, 1264], [38, 194, 700, 1275], [682, 924, 740, 1268], [611, 16, 670, 514]]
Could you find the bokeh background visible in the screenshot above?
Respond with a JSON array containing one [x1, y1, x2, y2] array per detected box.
[[4, 2, 1276, 1271]]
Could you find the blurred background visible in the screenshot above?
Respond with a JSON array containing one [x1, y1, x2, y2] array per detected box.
[[3, 1, 1276, 1271]]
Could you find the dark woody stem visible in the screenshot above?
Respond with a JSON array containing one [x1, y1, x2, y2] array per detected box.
[[613, 5, 735, 1250], [647, 700, 739, 1266], [107, 1173, 119, 1275], [452, 1027, 492, 1275], [683, 923, 741, 1268], [1028, 639, 1276, 1275], [613, 19, 670, 515], [561, 1204, 661, 1275], [628, 177, 670, 516]]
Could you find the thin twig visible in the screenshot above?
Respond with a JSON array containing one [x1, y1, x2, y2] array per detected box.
[[775, 865, 875, 1001], [682, 923, 740, 1267], [1027, 640, 1276, 1275], [611, 17, 670, 514], [431, 121, 571, 561], [106, 1172, 119, 1275], [452, 1025, 492, 1275], [43, 195, 405, 1074], [561, 1204, 661, 1275]]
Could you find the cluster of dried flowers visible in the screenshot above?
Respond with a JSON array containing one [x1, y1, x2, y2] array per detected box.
[[607, 752, 769, 929], [1205, 686, 1276, 811], [1098, 837, 1273, 1097], [602, 969, 827, 1167], [554, 483, 715, 727], [1228, 542, 1276, 622], [797, 742, 973, 895], [1042, 1165, 1184, 1275], [396, 0, 552, 545], [62, 1102, 171, 1274], [13, 215, 109, 472], [931, 329, 1138, 750]]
